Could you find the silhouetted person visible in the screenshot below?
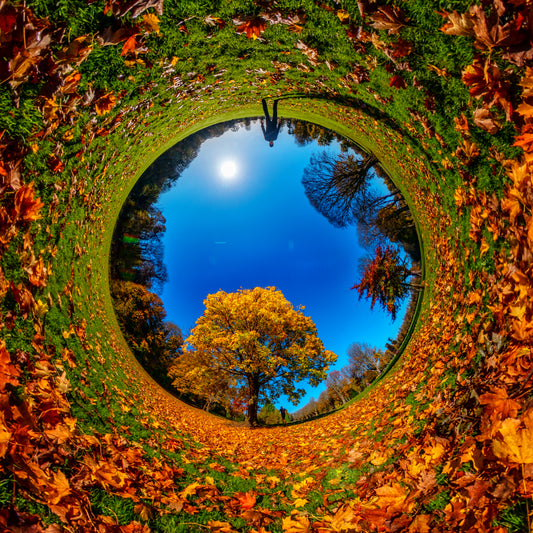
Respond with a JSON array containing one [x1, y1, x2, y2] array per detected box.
[[279, 406, 287, 424], [261, 98, 281, 147]]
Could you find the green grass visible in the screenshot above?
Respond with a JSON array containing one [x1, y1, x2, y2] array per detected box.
[[0, 0, 527, 530]]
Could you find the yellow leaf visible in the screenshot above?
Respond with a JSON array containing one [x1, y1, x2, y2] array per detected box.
[[493, 410, 533, 464], [282, 512, 310, 533], [336, 9, 350, 22], [134, 503, 153, 521], [293, 498, 308, 508], [266, 475, 281, 487], [45, 469, 71, 505], [207, 520, 237, 533], [180, 481, 201, 498], [479, 238, 489, 256], [33, 299, 49, 319], [142, 13, 160, 34]]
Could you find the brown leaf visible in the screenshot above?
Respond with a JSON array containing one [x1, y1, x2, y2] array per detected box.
[[55, 36, 93, 67], [296, 40, 320, 66], [439, 10, 474, 37], [370, 6, 409, 34], [107, 0, 164, 19], [94, 92, 117, 115], [389, 74, 406, 89], [469, 5, 517, 51], [10, 282, 34, 319], [473, 107, 500, 134]]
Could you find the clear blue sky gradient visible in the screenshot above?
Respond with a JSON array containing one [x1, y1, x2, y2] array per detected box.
[[155, 120, 406, 410]]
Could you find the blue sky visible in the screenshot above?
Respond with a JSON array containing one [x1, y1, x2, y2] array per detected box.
[[154, 120, 406, 409]]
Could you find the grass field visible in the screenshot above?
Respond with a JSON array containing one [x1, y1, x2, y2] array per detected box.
[[1, 0, 532, 531]]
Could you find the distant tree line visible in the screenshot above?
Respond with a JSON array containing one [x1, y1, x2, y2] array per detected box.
[[110, 119, 252, 391], [291, 288, 420, 422]]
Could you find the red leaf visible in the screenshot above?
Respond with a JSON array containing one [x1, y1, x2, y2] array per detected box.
[[389, 74, 406, 89]]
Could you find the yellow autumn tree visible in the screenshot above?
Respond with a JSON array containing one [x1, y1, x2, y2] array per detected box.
[[169, 287, 337, 426]]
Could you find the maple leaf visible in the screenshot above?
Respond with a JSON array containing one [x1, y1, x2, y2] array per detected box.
[[493, 409, 533, 464], [122, 34, 140, 56], [10, 282, 34, 318], [336, 10, 350, 23], [473, 107, 501, 134], [370, 6, 409, 34], [456, 138, 480, 165], [235, 16, 267, 39], [12, 182, 44, 222], [330, 503, 356, 530], [48, 155, 64, 173], [3, 6, 53, 89], [374, 483, 411, 514], [462, 58, 511, 118], [205, 15, 226, 29], [141, 13, 160, 33], [417, 470, 437, 494], [94, 92, 117, 115], [56, 36, 93, 67], [180, 481, 201, 498], [44, 469, 71, 505], [236, 491, 256, 510], [33, 299, 49, 319], [408, 514, 431, 532], [513, 127, 533, 161], [24, 254, 48, 287], [282, 512, 310, 533], [292, 498, 308, 508], [439, 10, 474, 36], [469, 4, 515, 51], [389, 74, 406, 89], [134, 503, 153, 521], [479, 388, 521, 421], [519, 67, 533, 98]]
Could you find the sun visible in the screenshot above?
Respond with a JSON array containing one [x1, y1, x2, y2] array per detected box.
[[220, 160, 237, 179]]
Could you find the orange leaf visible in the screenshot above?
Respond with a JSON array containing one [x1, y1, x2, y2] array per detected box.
[[480, 388, 521, 421], [122, 34, 138, 56], [45, 469, 71, 505], [13, 182, 44, 222], [236, 490, 256, 510], [236, 17, 267, 39], [207, 521, 237, 532], [0, 340, 20, 390], [95, 92, 116, 115], [0, 411, 10, 459]]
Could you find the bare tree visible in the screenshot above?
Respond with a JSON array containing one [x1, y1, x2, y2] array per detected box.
[[347, 342, 388, 384], [299, 147, 411, 230], [326, 370, 350, 404]]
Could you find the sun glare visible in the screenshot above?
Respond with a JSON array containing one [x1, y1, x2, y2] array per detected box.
[[220, 160, 237, 179]]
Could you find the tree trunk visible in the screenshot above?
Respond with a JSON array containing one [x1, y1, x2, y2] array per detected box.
[[247, 375, 260, 426]]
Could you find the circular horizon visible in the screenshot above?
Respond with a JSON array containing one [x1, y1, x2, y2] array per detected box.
[[144, 118, 409, 408]]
